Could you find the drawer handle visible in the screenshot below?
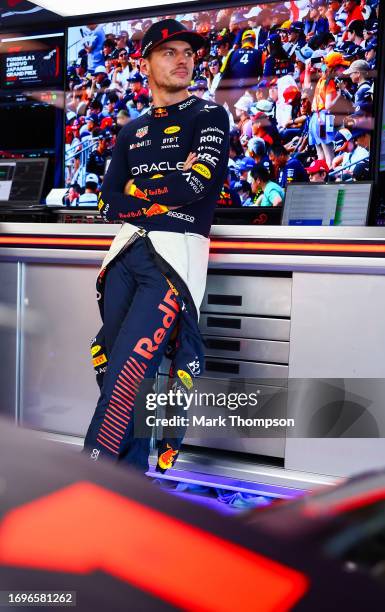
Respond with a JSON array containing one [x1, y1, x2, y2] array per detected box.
[[207, 294, 242, 306], [205, 361, 240, 374], [207, 316, 241, 330], [205, 338, 241, 352]]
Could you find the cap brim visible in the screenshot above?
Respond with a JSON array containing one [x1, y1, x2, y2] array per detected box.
[[142, 30, 206, 57]]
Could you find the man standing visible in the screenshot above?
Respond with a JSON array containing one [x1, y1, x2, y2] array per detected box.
[[83, 19, 230, 473]]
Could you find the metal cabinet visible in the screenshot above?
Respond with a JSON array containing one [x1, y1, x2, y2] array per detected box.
[[185, 272, 292, 459]]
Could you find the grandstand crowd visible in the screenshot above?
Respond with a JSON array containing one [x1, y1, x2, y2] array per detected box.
[[65, 0, 378, 208]]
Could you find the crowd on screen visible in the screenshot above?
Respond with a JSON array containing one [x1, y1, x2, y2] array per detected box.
[[65, 0, 379, 208]]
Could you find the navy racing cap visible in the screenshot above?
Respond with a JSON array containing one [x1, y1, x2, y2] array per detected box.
[[141, 18, 205, 58]]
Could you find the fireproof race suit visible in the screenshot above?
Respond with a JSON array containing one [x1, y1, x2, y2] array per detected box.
[[84, 95, 229, 472], [97, 94, 230, 236]]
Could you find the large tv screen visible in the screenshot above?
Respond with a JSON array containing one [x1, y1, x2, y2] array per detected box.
[[64, 1, 379, 217]]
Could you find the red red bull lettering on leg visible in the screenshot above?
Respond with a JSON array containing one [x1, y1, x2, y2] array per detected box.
[[134, 289, 179, 360]]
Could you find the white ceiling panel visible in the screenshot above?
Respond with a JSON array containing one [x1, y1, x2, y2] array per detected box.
[[32, 0, 197, 18]]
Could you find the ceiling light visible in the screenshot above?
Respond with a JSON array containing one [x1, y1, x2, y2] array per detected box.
[[32, 0, 197, 18]]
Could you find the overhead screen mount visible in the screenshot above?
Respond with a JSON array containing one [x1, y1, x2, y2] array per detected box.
[[282, 182, 373, 227], [0, 159, 49, 207]]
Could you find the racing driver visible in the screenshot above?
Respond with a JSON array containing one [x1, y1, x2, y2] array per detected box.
[[83, 18, 230, 473]]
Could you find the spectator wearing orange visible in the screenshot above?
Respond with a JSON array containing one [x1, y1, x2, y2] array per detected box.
[[308, 51, 349, 167]]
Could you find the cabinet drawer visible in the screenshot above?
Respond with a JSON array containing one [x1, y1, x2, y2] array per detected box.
[[201, 274, 292, 316], [203, 358, 288, 384], [199, 314, 290, 341], [203, 336, 289, 364]]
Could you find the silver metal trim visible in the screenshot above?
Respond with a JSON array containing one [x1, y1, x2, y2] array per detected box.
[[15, 262, 24, 425], [40, 431, 338, 491], [2, 222, 385, 240]]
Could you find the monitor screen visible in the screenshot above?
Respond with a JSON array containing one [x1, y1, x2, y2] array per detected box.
[[0, 31, 65, 90], [282, 182, 372, 226], [0, 158, 48, 206], [0, 90, 64, 197], [64, 2, 379, 221]]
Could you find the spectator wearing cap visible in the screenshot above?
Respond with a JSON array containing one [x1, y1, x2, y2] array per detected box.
[[275, 74, 298, 130], [305, 158, 330, 182], [251, 111, 278, 148], [283, 85, 301, 122], [232, 179, 253, 207], [235, 156, 257, 184], [90, 65, 111, 104], [269, 143, 309, 187], [215, 31, 232, 63], [135, 94, 150, 115], [255, 98, 279, 138], [342, 59, 371, 108], [263, 34, 294, 78], [125, 72, 149, 107], [332, 127, 353, 157], [77, 173, 99, 206], [86, 129, 112, 179], [234, 95, 253, 139], [364, 38, 376, 70], [294, 45, 313, 86], [285, 21, 306, 57], [280, 87, 310, 143], [190, 78, 211, 100], [254, 79, 270, 102], [71, 58, 90, 91], [251, 98, 276, 120], [220, 29, 262, 95], [332, 125, 369, 178], [250, 163, 285, 207], [308, 51, 349, 167], [242, 7, 265, 47]]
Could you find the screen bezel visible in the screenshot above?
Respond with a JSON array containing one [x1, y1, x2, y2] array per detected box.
[[2, 0, 383, 223], [282, 181, 373, 227], [0, 157, 49, 207]]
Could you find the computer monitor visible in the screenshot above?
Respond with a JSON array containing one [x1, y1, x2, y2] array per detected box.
[[0, 158, 48, 207], [282, 182, 372, 226]]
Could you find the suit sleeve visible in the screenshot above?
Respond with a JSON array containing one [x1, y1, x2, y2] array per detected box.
[[98, 127, 154, 222], [99, 104, 230, 221], [128, 104, 230, 207]]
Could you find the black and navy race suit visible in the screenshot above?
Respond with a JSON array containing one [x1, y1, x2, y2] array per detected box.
[[84, 96, 229, 473], [98, 95, 230, 236]]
